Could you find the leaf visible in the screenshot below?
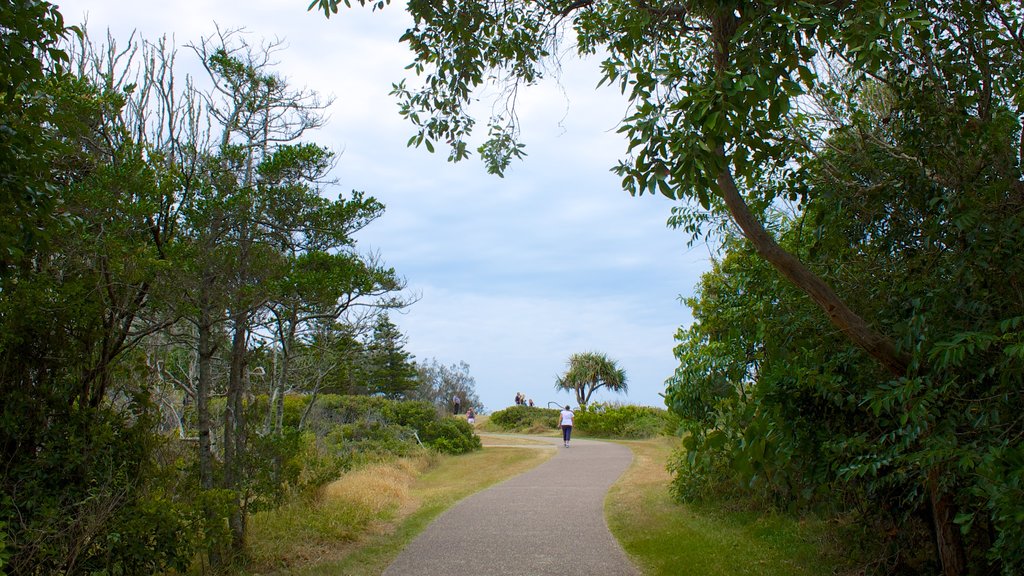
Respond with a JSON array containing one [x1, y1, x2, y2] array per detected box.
[[697, 188, 710, 210], [706, 430, 727, 450]]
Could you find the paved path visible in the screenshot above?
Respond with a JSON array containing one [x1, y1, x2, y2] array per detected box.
[[383, 437, 640, 576]]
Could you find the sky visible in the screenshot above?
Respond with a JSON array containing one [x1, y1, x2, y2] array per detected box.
[[57, 0, 714, 412]]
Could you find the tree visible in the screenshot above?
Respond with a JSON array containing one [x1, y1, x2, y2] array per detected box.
[[413, 358, 483, 414], [0, 0, 71, 274], [363, 314, 418, 398], [312, 1, 1024, 573], [555, 351, 627, 407], [265, 247, 409, 435], [1, 18, 205, 573]]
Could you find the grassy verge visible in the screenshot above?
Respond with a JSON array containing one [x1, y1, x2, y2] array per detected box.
[[243, 445, 554, 575], [606, 437, 845, 576]]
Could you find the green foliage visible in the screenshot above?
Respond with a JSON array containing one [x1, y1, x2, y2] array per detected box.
[[488, 405, 559, 431], [363, 314, 419, 399], [554, 351, 628, 407], [573, 403, 677, 439], [667, 153, 1024, 571], [0, 0, 72, 270], [0, 399, 207, 575], [419, 418, 482, 455], [292, 394, 481, 456]]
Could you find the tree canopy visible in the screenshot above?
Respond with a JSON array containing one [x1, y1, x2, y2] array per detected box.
[[311, 0, 1024, 574], [0, 14, 416, 572], [555, 351, 628, 407]]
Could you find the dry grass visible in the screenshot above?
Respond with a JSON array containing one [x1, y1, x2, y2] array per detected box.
[[243, 445, 554, 575], [320, 458, 430, 516], [477, 433, 556, 447], [246, 454, 435, 573]]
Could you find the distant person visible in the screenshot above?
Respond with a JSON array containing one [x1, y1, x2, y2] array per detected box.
[[528, 399, 534, 407], [466, 408, 476, 425], [453, 394, 461, 415], [559, 405, 575, 448]]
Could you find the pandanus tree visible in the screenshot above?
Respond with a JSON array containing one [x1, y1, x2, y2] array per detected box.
[[555, 351, 627, 407]]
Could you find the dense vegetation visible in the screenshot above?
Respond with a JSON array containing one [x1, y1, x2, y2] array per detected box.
[[574, 403, 679, 439], [309, 0, 1024, 573], [488, 403, 675, 439], [0, 4, 481, 574], [488, 405, 560, 432]]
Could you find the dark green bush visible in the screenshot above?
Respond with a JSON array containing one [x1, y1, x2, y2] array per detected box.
[[489, 405, 559, 431], [325, 420, 419, 459], [1, 400, 204, 575], [573, 403, 677, 439], [421, 418, 481, 454], [298, 394, 480, 456]]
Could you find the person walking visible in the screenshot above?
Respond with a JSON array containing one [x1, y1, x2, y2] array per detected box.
[[453, 394, 461, 415], [559, 405, 575, 447]]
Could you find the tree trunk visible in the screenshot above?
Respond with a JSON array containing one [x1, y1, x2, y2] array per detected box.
[[196, 277, 219, 568], [224, 306, 249, 557], [929, 469, 968, 576], [707, 13, 962, 575], [714, 166, 910, 375], [274, 315, 297, 435], [197, 319, 214, 492]]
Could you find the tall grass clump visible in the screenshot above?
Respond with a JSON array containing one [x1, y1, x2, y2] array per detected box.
[[246, 454, 434, 571]]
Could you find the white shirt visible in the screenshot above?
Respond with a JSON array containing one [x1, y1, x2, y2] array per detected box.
[[559, 409, 574, 426]]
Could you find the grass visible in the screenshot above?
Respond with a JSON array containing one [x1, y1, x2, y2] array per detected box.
[[477, 433, 558, 446], [242, 444, 555, 575], [244, 431, 847, 576], [606, 437, 845, 576]]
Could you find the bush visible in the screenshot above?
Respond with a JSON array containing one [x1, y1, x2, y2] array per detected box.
[[0, 401, 205, 575], [421, 418, 481, 454], [489, 405, 559, 431], [574, 403, 677, 439], [325, 420, 421, 461], [301, 395, 481, 456]]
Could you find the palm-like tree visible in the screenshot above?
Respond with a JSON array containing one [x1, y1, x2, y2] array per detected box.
[[554, 351, 628, 407]]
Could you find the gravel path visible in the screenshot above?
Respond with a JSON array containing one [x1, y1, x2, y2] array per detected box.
[[383, 436, 640, 576]]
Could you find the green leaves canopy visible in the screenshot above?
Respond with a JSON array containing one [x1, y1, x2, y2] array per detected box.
[[555, 351, 628, 407]]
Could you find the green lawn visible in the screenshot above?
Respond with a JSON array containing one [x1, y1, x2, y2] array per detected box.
[[606, 437, 845, 576]]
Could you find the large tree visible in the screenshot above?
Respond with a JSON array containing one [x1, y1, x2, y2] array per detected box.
[[413, 358, 483, 414], [0, 15, 202, 573], [312, 1, 1024, 573]]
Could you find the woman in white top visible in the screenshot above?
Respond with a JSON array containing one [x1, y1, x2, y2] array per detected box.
[[559, 405, 574, 447]]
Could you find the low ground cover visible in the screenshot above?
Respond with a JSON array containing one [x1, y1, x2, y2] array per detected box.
[[240, 427, 849, 576], [239, 445, 554, 575], [607, 437, 846, 576]]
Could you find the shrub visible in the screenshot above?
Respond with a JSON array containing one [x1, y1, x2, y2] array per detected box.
[[489, 405, 559, 431], [573, 403, 677, 439], [421, 418, 481, 454], [302, 395, 481, 456], [0, 399, 208, 575]]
